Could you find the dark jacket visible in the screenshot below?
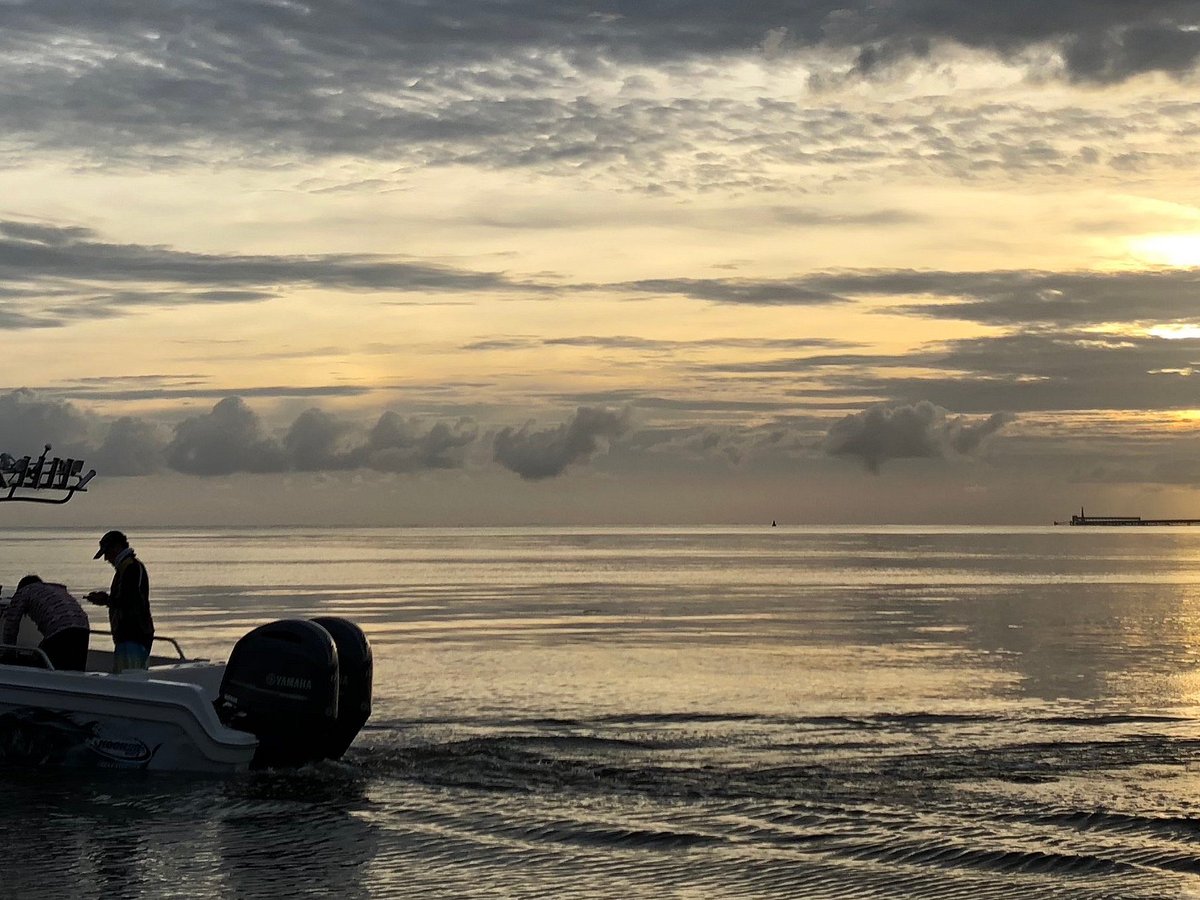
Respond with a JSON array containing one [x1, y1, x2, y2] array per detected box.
[[103, 550, 154, 649]]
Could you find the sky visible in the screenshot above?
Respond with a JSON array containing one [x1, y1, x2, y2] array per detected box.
[[4, 0, 1200, 526]]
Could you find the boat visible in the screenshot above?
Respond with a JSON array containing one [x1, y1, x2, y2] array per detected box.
[[0, 445, 373, 774]]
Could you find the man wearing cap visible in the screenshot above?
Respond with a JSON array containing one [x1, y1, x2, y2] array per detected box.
[[85, 530, 155, 672]]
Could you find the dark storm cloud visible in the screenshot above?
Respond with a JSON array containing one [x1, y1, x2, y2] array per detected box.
[[610, 278, 850, 306], [1061, 21, 1200, 83], [0, 219, 530, 291], [281, 407, 479, 473], [0, 309, 59, 329], [0, 1, 1195, 187], [165, 397, 289, 475], [879, 269, 1200, 327], [463, 335, 852, 352], [62, 384, 371, 402], [2, 2, 1196, 102], [272, 93, 1200, 193], [824, 401, 1014, 473], [284, 408, 358, 472], [91, 416, 168, 476], [0, 388, 91, 457], [20, 374, 369, 405], [0, 390, 484, 478], [546, 336, 853, 351], [557, 390, 801, 415], [699, 353, 898, 374], [493, 406, 630, 480], [166, 398, 483, 477], [704, 328, 1200, 416], [627, 420, 822, 468], [460, 337, 542, 352], [363, 413, 478, 472], [824, 332, 1200, 415], [610, 268, 1200, 328], [0, 219, 545, 327], [0, 221, 95, 245]]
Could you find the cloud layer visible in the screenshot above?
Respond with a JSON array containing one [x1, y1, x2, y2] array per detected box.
[[0, 389, 629, 482], [824, 402, 1015, 473], [493, 407, 631, 480], [2, 2, 1198, 195], [0, 220, 538, 328]]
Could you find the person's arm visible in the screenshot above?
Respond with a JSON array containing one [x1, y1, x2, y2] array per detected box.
[[1, 591, 26, 644], [84, 589, 110, 606]]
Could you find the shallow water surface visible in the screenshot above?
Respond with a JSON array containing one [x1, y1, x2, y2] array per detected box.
[[5, 526, 1200, 898]]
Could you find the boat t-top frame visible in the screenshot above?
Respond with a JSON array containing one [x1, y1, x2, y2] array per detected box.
[[0, 444, 95, 504]]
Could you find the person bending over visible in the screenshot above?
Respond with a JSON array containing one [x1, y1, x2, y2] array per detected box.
[[86, 530, 155, 673], [2, 575, 91, 671]]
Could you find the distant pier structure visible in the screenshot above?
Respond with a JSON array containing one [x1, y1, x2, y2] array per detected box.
[[1056, 507, 1200, 526]]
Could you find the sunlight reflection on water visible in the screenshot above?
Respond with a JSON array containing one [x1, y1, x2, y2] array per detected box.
[[6, 526, 1200, 897]]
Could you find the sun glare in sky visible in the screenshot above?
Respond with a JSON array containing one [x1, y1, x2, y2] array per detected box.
[[1148, 324, 1200, 340], [1127, 233, 1200, 268]]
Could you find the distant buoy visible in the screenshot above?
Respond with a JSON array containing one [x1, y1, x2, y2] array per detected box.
[[771, 520, 777, 527]]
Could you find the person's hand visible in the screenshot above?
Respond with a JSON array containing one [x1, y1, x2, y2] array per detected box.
[[85, 590, 108, 605]]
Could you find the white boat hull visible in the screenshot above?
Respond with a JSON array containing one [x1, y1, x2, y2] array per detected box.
[[0, 663, 257, 773]]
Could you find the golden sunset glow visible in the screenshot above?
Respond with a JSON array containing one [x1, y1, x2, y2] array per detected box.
[[1147, 324, 1200, 340], [1127, 233, 1200, 268], [3, 4, 1200, 526]]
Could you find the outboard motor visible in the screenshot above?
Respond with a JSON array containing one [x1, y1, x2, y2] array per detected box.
[[311, 617, 372, 760], [217, 619, 339, 768]]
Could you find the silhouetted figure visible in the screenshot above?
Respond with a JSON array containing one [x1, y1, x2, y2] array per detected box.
[[86, 530, 154, 673], [2, 575, 90, 670]]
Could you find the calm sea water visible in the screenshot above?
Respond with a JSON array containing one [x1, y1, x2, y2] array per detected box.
[[5, 525, 1200, 898]]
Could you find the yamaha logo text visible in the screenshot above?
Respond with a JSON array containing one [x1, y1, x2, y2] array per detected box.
[[265, 673, 313, 690]]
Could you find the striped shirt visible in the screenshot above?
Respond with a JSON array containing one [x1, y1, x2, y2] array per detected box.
[[2, 582, 90, 645]]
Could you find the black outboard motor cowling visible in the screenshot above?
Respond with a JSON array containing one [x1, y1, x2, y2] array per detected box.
[[311, 617, 373, 760], [217, 619, 339, 768]]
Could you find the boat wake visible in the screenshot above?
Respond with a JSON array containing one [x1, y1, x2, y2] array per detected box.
[[280, 709, 1200, 898]]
